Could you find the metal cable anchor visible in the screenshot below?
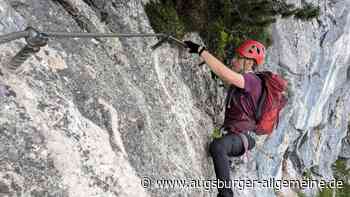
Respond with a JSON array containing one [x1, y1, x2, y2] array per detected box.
[[9, 27, 48, 70]]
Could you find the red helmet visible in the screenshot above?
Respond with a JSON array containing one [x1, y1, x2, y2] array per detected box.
[[235, 40, 266, 65]]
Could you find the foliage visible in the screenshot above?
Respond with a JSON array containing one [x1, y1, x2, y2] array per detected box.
[[302, 169, 312, 180], [317, 159, 350, 197], [145, 0, 320, 62], [296, 190, 307, 197], [332, 159, 350, 180], [317, 187, 333, 197], [144, 0, 185, 38], [294, 3, 320, 20], [211, 127, 223, 139]]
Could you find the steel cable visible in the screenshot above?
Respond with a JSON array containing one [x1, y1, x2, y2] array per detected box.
[[0, 31, 29, 45], [0, 27, 187, 69], [42, 31, 167, 38]]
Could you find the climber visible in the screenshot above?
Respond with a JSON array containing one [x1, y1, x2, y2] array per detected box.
[[184, 40, 265, 197]]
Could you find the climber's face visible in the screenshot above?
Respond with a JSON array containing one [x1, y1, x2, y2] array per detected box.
[[231, 55, 245, 73], [231, 55, 254, 73]]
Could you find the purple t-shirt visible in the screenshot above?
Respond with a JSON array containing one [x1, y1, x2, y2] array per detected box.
[[223, 72, 262, 132]]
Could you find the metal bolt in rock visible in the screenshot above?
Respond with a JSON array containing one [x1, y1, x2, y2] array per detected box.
[[9, 28, 49, 69]]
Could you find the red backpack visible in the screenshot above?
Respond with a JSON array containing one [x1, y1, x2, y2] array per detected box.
[[253, 71, 288, 135]]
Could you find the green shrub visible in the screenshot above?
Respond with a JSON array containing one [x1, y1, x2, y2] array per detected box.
[[296, 190, 307, 197], [302, 169, 313, 180], [317, 187, 333, 197], [144, 0, 185, 38], [145, 0, 320, 63], [317, 159, 350, 197], [294, 3, 320, 20]]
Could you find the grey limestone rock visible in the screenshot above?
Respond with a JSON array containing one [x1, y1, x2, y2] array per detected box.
[[0, 0, 350, 197]]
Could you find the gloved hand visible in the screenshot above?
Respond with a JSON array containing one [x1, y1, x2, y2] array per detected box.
[[184, 41, 206, 55]]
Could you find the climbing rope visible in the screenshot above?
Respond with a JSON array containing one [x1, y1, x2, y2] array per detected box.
[[0, 26, 186, 70]]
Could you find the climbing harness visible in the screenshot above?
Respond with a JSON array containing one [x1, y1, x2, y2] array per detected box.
[[211, 127, 276, 161], [0, 26, 187, 70]]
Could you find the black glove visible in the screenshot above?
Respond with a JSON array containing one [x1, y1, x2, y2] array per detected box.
[[184, 41, 206, 55]]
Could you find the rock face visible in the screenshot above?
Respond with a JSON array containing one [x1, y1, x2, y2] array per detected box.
[[0, 0, 349, 197]]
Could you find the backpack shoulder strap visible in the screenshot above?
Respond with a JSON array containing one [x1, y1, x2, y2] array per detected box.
[[243, 72, 266, 122], [256, 81, 267, 120], [254, 72, 268, 121]]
